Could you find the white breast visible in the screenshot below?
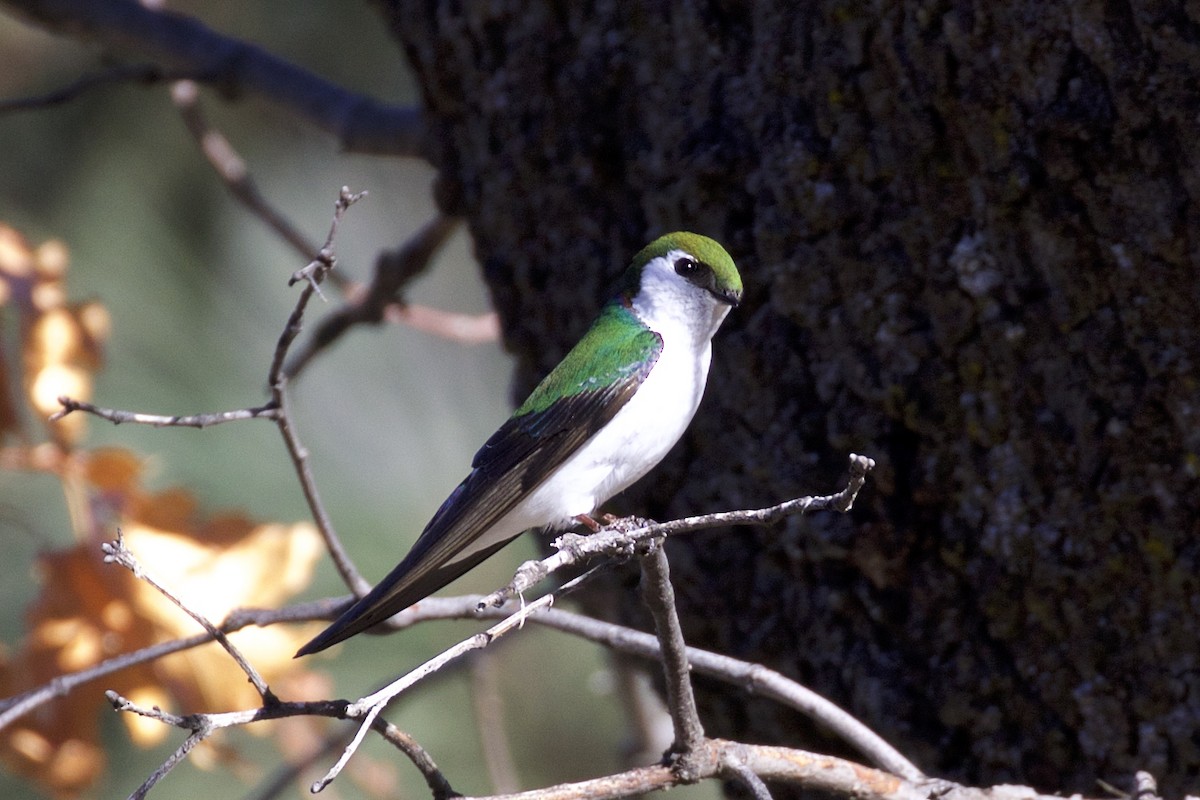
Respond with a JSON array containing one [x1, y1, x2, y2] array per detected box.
[[526, 322, 714, 519]]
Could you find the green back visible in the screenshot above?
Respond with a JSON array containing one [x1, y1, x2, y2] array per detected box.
[[514, 303, 661, 416]]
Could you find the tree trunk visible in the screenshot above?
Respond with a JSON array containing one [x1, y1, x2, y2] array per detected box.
[[381, 1, 1200, 794]]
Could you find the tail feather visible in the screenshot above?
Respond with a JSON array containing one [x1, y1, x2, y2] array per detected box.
[[295, 536, 518, 657]]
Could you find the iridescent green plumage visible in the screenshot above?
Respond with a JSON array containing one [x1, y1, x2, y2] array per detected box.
[[513, 304, 661, 417]]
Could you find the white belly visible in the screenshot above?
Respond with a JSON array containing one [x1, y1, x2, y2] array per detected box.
[[529, 335, 714, 522], [463, 335, 714, 559]]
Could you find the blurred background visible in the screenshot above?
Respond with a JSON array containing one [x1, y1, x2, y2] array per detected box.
[[0, 2, 678, 798]]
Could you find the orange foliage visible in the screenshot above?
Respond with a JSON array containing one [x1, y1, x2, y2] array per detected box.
[[0, 224, 108, 446], [0, 224, 325, 796]]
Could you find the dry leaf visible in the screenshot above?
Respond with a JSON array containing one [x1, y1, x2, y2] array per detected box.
[[0, 223, 110, 447], [0, 453, 324, 795]]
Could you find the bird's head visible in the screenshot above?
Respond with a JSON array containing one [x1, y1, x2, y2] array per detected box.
[[621, 232, 743, 338]]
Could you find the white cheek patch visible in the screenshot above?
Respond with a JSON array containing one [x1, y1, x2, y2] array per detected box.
[[634, 253, 729, 345]]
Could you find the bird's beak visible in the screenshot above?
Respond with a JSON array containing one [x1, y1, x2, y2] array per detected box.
[[711, 287, 742, 307]]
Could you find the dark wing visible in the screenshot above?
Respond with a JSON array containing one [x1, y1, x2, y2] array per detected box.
[[296, 306, 662, 656]]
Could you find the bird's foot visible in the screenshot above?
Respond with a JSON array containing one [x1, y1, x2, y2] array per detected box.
[[574, 513, 603, 532]]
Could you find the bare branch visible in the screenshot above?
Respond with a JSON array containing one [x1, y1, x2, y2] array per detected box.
[[265, 187, 371, 597], [310, 566, 604, 793], [711, 740, 934, 800], [246, 723, 457, 800], [267, 187, 362, 384], [0, 61, 191, 111], [0, 584, 922, 785], [283, 213, 465, 379], [456, 738, 1088, 800], [263, 588, 922, 781], [108, 677, 938, 800], [479, 454, 877, 611], [171, 81, 492, 353], [4, 0, 423, 156], [170, 79, 328, 270], [610, 658, 674, 768], [457, 739, 943, 800], [718, 749, 774, 800], [129, 728, 209, 800], [50, 395, 278, 427], [515, 605, 923, 781], [105, 688, 453, 799], [383, 303, 501, 345], [2, 564, 1066, 800], [377, 722, 459, 800], [102, 532, 278, 704], [107, 668, 1082, 800], [470, 652, 521, 794], [0, 638, 205, 731], [637, 541, 705, 774], [49, 188, 371, 596], [1, 457, 905, 783], [172, 78, 492, 351]]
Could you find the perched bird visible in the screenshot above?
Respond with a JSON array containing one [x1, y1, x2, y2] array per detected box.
[[296, 232, 742, 656]]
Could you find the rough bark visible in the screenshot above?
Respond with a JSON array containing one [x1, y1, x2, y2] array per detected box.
[[381, 1, 1200, 795]]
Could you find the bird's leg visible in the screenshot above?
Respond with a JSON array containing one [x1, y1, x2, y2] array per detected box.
[[516, 587, 527, 629], [574, 513, 603, 532]]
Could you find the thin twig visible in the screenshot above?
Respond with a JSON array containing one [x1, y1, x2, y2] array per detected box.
[[637, 541, 705, 774], [719, 748, 774, 800], [11, 0, 424, 156], [0, 62, 195, 112], [105, 689, 453, 799], [470, 651, 521, 794], [52, 188, 373, 595], [170, 79, 328, 272], [50, 396, 278, 427], [311, 566, 604, 793], [479, 454, 876, 611], [283, 213, 463, 379], [102, 532, 279, 704], [513, 606, 923, 781], [265, 187, 371, 596], [171, 78, 495, 348], [377, 722, 459, 800], [131, 730, 209, 800]]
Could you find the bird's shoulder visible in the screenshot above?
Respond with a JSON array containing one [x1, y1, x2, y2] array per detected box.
[[472, 302, 663, 473]]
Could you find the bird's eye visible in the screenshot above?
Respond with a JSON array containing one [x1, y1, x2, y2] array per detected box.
[[674, 257, 699, 277]]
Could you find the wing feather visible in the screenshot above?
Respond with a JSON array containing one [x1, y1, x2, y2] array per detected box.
[[296, 305, 661, 655]]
